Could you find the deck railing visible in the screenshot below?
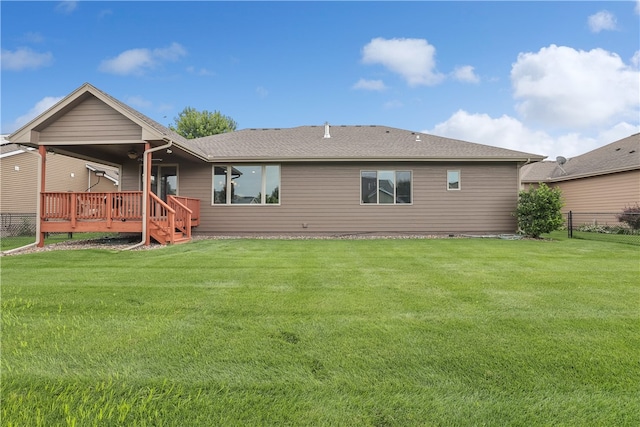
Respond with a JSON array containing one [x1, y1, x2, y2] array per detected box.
[[168, 196, 193, 239], [170, 196, 200, 226], [40, 191, 199, 245], [149, 192, 176, 243], [42, 191, 143, 226]]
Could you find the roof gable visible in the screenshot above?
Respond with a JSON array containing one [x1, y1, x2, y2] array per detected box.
[[9, 83, 190, 147], [521, 133, 640, 182]]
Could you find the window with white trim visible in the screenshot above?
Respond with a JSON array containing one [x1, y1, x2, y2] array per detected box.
[[361, 170, 412, 204], [447, 170, 460, 190], [213, 165, 280, 205]]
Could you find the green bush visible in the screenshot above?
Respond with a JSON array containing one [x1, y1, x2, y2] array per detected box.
[[515, 183, 564, 238]]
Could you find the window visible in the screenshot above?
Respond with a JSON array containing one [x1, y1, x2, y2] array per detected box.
[[213, 165, 280, 205], [447, 170, 460, 190], [361, 170, 412, 204]]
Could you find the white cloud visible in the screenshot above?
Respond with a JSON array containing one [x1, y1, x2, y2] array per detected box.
[[426, 110, 555, 156], [352, 78, 387, 91], [1, 47, 53, 71], [153, 43, 187, 61], [451, 65, 480, 83], [425, 110, 640, 160], [9, 96, 64, 132], [98, 42, 187, 76], [511, 45, 640, 129], [361, 37, 444, 86], [588, 10, 617, 33], [56, 1, 78, 14], [632, 51, 640, 68]]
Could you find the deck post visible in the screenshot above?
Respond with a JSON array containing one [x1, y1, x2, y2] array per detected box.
[[37, 145, 47, 247]]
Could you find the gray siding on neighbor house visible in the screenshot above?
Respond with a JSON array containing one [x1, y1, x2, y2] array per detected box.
[[189, 161, 520, 234], [39, 96, 142, 142]]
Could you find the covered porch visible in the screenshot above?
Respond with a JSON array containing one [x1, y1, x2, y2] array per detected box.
[[7, 84, 205, 248]]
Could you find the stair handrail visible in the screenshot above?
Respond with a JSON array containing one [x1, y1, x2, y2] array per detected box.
[[167, 195, 193, 240], [149, 192, 176, 244]]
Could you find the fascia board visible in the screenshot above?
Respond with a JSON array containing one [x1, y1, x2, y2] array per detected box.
[[546, 165, 640, 182], [203, 156, 545, 163]]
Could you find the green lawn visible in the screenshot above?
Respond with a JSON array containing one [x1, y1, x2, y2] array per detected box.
[[0, 233, 122, 252], [1, 238, 639, 426]]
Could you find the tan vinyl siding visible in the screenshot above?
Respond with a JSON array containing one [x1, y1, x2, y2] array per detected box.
[[1, 153, 38, 213], [1, 152, 118, 214], [552, 170, 640, 213], [194, 162, 520, 234], [121, 162, 142, 191], [39, 95, 142, 142]]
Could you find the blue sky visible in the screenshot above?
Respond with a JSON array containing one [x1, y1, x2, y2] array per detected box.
[[1, 1, 639, 159]]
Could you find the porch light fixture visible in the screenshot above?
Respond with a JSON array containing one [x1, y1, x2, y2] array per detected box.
[[127, 149, 138, 159], [94, 170, 106, 177]]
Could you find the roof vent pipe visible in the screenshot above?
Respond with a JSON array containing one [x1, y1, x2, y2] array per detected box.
[[324, 122, 331, 139]]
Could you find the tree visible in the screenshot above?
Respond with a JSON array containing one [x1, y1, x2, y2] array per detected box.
[[515, 183, 564, 238], [169, 107, 237, 139]]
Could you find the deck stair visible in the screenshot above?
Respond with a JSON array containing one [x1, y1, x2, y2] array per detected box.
[[148, 193, 194, 245]]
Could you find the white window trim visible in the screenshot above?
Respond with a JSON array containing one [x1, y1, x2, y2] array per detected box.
[[447, 170, 461, 191], [212, 164, 281, 206], [360, 169, 413, 205]]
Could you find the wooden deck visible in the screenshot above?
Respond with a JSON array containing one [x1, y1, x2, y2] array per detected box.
[[39, 191, 200, 245]]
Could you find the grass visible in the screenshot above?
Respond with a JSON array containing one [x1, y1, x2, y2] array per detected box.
[[0, 233, 120, 252], [570, 230, 640, 246], [1, 237, 639, 426]]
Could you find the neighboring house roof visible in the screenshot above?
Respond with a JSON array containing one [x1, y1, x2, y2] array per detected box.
[[1, 140, 32, 158], [86, 163, 120, 185], [187, 125, 545, 162], [521, 133, 640, 183]]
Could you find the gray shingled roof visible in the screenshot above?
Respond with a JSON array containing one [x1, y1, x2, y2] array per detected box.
[[7, 83, 545, 163], [186, 125, 544, 162], [521, 133, 640, 182]]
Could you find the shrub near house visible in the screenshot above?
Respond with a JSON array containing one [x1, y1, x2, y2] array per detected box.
[[516, 183, 564, 238]]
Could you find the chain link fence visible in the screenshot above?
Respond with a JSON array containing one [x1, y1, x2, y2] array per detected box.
[[567, 211, 640, 246], [1, 213, 37, 238]]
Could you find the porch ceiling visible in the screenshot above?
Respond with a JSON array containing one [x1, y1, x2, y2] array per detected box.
[[43, 141, 200, 168]]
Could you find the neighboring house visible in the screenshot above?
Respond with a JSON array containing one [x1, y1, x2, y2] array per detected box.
[[521, 133, 640, 215], [1, 136, 119, 214], [7, 83, 545, 246]]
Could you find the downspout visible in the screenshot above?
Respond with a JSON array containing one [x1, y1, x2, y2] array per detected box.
[[1, 145, 45, 256], [123, 139, 173, 251]]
